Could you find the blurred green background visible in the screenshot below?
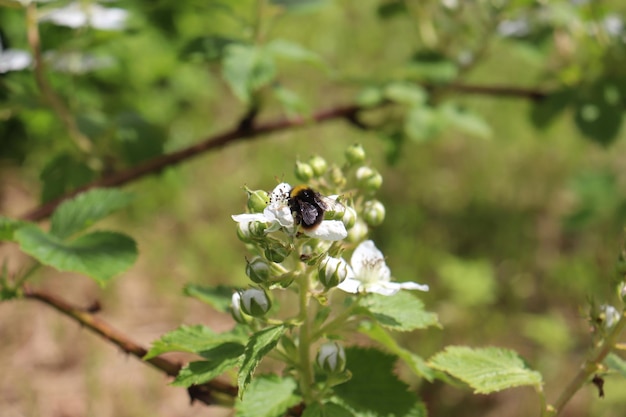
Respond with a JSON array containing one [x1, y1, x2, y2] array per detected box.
[[1, 0, 626, 416]]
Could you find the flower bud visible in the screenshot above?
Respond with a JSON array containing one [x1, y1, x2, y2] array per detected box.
[[295, 161, 314, 182], [309, 155, 328, 177], [246, 257, 271, 283], [347, 220, 369, 243], [263, 241, 291, 263], [355, 166, 383, 192], [245, 187, 269, 213], [600, 304, 621, 329], [231, 292, 251, 324], [237, 221, 267, 242], [239, 288, 272, 317], [318, 256, 351, 288], [316, 341, 346, 374], [329, 165, 347, 188], [342, 206, 357, 229], [363, 200, 385, 226], [345, 144, 366, 166]]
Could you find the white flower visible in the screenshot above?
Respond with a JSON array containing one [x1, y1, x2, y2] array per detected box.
[[232, 183, 348, 241], [600, 304, 621, 329], [0, 49, 31, 73], [337, 240, 429, 296], [39, 2, 128, 30]]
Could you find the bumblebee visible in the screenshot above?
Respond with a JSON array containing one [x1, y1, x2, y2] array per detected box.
[[288, 185, 340, 231]]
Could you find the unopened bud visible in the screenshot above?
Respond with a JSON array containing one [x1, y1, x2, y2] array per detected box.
[[347, 220, 369, 243], [295, 161, 314, 182], [345, 144, 366, 166], [237, 221, 267, 242], [246, 188, 269, 213], [318, 256, 351, 288], [231, 292, 251, 324], [239, 288, 272, 317], [330, 166, 347, 188], [309, 155, 328, 177], [246, 257, 271, 283], [316, 341, 346, 373], [355, 167, 383, 192], [263, 241, 291, 263], [363, 200, 385, 226], [342, 206, 357, 229]]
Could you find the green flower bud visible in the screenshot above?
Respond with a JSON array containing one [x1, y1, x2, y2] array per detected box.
[[309, 155, 328, 177], [363, 200, 386, 226], [345, 143, 366, 166], [330, 165, 347, 188], [237, 221, 267, 242], [263, 241, 291, 263], [347, 220, 368, 243], [231, 292, 251, 324], [246, 257, 271, 283], [239, 288, 272, 317], [246, 188, 269, 213], [295, 161, 314, 182], [318, 256, 351, 288], [342, 206, 357, 229], [355, 166, 383, 192], [316, 341, 346, 374]]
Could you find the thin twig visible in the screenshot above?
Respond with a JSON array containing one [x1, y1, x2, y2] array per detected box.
[[22, 287, 239, 403], [19, 83, 549, 223]]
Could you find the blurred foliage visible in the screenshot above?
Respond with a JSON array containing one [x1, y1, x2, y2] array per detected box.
[[1, 0, 626, 416]]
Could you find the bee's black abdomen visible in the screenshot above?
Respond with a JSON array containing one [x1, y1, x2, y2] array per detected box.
[[288, 186, 326, 230]]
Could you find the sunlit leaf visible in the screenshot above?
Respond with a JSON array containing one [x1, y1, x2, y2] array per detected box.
[[235, 375, 300, 417]]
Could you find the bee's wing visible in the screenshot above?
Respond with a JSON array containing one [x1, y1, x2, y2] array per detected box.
[[298, 200, 320, 225]]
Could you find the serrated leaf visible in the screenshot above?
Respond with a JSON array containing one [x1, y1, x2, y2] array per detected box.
[[50, 188, 134, 239], [605, 353, 626, 378], [0, 216, 28, 241], [358, 292, 439, 331], [39, 153, 96, 203], [333, 347, 425, 417], [428, 346, 543, 394], [145, 324, 247, 359], [302, 402, 356, 417], [222, 44, 276, 103], [358, 321, 434, 381], [235, 375, 300, 417], [15, 226, 137, 286], [171, 343, 244, 387], [238, 325, 286, 398], [183, 284, 236, 313]]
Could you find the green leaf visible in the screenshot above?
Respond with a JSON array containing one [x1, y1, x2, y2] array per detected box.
[[530, 89, 574, 128], [183, 284, 236, 313], [50, 188, 134, 239], [272, 84, 309, 117], [404, 105, 444, 142], [428, 346, 543, 394], [235, 375, 300, 417], [238, 325, 286, 398], [145, 324, 247, 359], [574, 81, 623, 145], [440, 103, 492, 139], [605, 353, 626, 378], [357, 292, 439, 332], [377, 1, 408, 19], [0, 216, 28, 241], [222, 44, 276, 103], [15, 226, 137, 286], [181, 35, 238, 62], [302, 402, 356, 417], [39, 153, 96, 203], [384, 82, 427, 106], [114, 112, 166, 165], [333, 347, 426, 417], [270, 0, 327, 12], [358, 321, 434, 381], [356, 86, 385, 108], [403, 51, 458, 83], [171, 343, 245, 387]]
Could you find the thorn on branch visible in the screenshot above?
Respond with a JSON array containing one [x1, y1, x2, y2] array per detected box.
[[592, 374, 605, 398]]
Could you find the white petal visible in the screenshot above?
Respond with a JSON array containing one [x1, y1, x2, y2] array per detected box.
[[0, 50, 32, 73], [337, 277, 361, 294], [265, 205, 294, 227], [231, 213, 267, 223], [350, 240, 389, 279], [305, 220, 348, 241], [393, 281, 429, 292], [367, 283, 399, 296]]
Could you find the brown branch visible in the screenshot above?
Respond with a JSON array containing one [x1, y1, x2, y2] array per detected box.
[[20, 83, 549, 222], [22, 287, 239, 403]]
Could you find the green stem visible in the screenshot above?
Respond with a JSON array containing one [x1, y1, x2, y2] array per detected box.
[[546, 311, 626, 416], [297, 273, 314, 402], [311, 302, 359, 340]]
